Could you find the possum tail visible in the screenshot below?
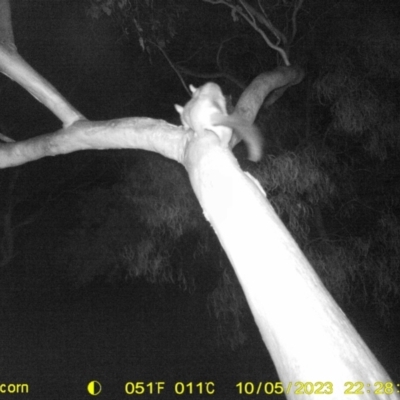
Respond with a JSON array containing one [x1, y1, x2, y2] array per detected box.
[[211, 114, 264, 162]]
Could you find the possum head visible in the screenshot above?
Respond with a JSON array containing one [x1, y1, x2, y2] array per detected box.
[[175, 83, 232, 146]]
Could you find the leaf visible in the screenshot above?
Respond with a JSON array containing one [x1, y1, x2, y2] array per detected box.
[[157, 38, 166, 49], [231, 9, 239, 22], [118, 0, 128, 9], [139, 37, 145, 51], [102, 5, 112, 16]]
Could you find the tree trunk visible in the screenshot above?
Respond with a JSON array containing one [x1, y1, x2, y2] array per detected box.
[[186, 139, 398, 399]]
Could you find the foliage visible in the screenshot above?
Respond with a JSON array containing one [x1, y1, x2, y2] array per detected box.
[[54, 153, 250, 346], [58, 186, 138, 286], [297, 1, 400, 318], [55, 156, 205, 277], [306, 212, 400, 323], [251, 145, 335, 242], [208, 265, 247, 349], [122, 155, 202, 238], [86, 0, 187, 54]]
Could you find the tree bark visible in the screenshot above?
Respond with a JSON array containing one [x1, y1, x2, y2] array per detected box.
[[186, 138, 398, 399]]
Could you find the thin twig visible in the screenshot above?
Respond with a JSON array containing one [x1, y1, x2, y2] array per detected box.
[[150, 41, 190, 95], [203, 0, 290, 65], [291, 0, 304, 42], [0, 132, 15, 143]]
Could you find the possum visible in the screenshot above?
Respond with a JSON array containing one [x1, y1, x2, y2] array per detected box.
[[175, 83, 263, 162]]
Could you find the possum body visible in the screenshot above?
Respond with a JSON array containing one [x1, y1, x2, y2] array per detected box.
[[175, 83, 263, 162], [175, 83, 232, 146]]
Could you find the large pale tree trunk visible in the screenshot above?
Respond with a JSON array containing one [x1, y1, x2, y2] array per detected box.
[[0, 1, 398, 398], [186, 141, 398, 399]]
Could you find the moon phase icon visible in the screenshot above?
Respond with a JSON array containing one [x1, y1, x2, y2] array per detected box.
[[87, 380, 102, 396]]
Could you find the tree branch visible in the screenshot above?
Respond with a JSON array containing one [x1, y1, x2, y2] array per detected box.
[[233, 65, 304, 123], [0, 0, 84, 128], [203, 0, 290, 66], [290, 0, 304, 42], [0, 118, 188, 168], [0, 132, 15, 143], [0, 46, 85, 127], [257, 0, 286, 45], [0, 0, 14, 46], [150, 41, 191, 95]]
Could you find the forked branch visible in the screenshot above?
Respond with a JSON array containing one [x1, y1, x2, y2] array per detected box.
[[234, 65, 304, 123], [0, 0, 84, 130], [203, 0, 305, 66], [0, 0, 303, 169], [230, 64, 304, 148]]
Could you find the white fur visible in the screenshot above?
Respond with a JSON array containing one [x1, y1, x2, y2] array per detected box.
[[175, 83, 232, 146], [175, 82, 263, 161]]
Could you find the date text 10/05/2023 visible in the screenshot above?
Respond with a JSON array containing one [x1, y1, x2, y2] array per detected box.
[[235, 381, 400, 396]]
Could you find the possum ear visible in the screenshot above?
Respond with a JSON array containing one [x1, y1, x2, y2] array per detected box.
[[174, 104, 184, 115], [189, 84, 197, 93]]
